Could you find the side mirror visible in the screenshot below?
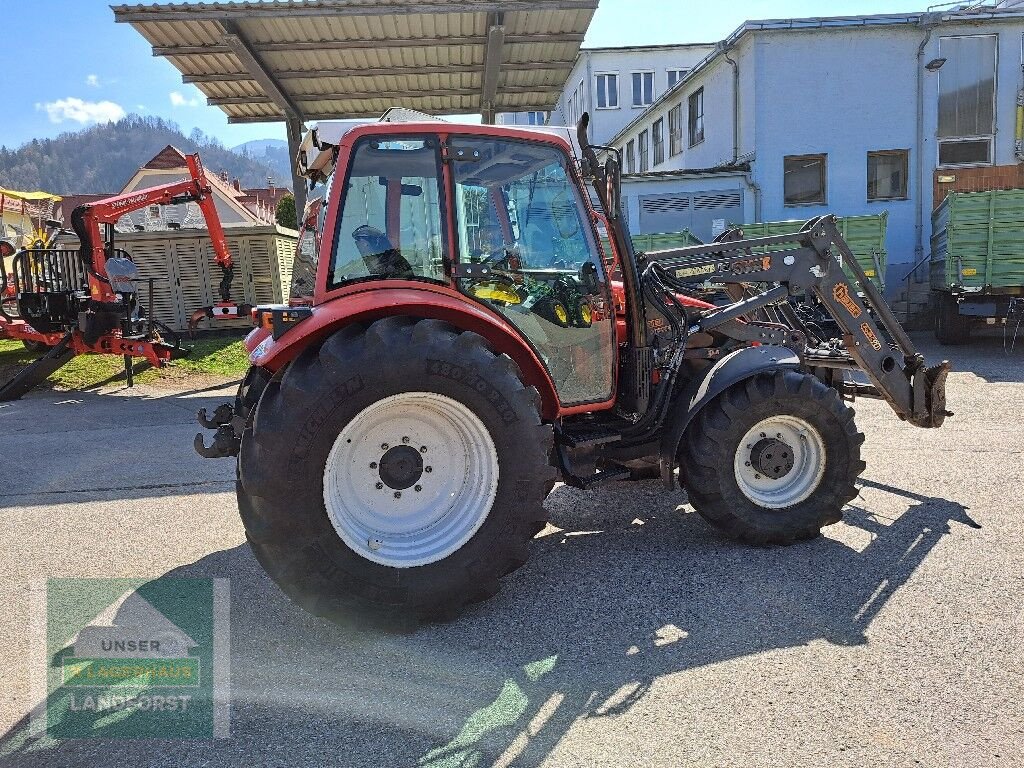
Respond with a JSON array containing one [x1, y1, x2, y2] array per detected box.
[[604, 156, 620, 221]]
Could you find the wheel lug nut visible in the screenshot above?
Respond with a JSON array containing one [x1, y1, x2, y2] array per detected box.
[[394, 491, 401, 499], [375, 482, 383, 490], [755, 474, 762, 479], [760, 432, 766, 438], [424, 466, 432, 473], [402, 436, 410, 443], [381, 443, 389, 451], [414, 485, 422, 492], [420, 446, 428, 453], [745, 461, 751, 467], [370, 461, 377, 469], [776, 433, 782, 439]]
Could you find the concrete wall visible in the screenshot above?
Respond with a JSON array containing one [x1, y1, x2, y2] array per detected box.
[[751, 27, 920, 281]]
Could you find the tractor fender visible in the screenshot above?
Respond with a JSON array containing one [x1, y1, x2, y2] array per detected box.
[[659, 345, 802, 488], [245, 285, 562, 419]]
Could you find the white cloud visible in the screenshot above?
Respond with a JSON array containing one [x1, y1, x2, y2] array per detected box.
[[36, 97, 126, 125], [169, 91, 201, 108], [85, 74, 100, 88]]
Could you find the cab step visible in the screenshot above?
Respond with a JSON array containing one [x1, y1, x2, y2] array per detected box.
[[572, 466, 631, 490], [557, 424, 623, 449]]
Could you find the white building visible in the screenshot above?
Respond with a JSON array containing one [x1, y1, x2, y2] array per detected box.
[[497, 42, 715, 146]]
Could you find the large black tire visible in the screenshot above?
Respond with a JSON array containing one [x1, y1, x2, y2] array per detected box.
[[680, 370, 865, 544], [935, 293, 970, 345], [237, 316, 555, 627]]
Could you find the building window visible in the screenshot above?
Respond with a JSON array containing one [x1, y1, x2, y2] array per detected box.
[[595, 73, 619, 109], [688, 88, 704, 147], [667, 68, 688, 89], [632, 71, 655, 108], [652, 118, 665, 166], [784, 154, 827, 206], [526, 111, 548, 126], [938, 35, 997, 166], [626, 139, 636, 174], [668, 104, 683, 157], [638, 130, 649, 172], [867, 150, 909, 201], [566, 79, 584, 126]]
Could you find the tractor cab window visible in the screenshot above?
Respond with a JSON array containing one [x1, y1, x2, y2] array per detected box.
[[327, 138, 445, 289], [452, 137, 616, 406], [289, 194, 324, 300]]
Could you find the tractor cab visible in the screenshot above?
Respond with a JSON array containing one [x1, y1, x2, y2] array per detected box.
[[272, 114, 618, 408]]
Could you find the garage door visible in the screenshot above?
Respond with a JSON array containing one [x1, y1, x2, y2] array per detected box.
[[638, 188, 743, 241]]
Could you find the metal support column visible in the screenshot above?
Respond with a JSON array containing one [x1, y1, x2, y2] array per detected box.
[[286, 116, 307, 222]]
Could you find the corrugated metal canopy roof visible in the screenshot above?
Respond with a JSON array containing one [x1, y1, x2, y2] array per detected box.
[[112, 0, 598, 124]]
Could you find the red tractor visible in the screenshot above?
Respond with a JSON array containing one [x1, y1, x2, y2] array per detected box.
[[196, 111, 950, 627]]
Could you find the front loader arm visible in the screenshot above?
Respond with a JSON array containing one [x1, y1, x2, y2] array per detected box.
[[644, 215, 950, 428]]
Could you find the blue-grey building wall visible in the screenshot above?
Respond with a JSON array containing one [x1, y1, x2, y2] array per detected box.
[[603, 12, 1024, 295]]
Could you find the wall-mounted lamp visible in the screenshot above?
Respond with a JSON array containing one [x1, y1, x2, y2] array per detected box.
[[925, 58, 947, 72]]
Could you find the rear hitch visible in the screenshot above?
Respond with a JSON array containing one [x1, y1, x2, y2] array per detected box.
[[194, 402, 243, 458], [197, 403, 234, 429]]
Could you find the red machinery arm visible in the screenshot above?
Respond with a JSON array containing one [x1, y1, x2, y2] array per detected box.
[[73, 153, 233, 304]]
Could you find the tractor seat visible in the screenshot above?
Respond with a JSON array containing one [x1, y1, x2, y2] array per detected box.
[[352, 225, 415, 279]]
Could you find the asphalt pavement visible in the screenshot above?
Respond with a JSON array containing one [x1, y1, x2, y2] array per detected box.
[[0, 333, 1021, 767]]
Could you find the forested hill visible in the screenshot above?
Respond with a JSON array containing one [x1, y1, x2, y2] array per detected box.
[[0, 115, 288, 194]]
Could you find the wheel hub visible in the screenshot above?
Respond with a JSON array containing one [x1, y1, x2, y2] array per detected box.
[[749, 437, 795, 480], [322, 392, 499, 568], [378, 444, 424, 490], [733, 415, 827, 509]]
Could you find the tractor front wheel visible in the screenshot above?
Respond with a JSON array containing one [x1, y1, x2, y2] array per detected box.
[[680, 371, 865, 544], [236, 316, 555, 627]]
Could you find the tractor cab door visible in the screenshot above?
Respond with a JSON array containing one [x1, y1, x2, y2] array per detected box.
[[451, 136, 617, 406]]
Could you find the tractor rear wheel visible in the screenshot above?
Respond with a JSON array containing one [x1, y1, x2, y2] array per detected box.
[[680, 370, 864, 544], [236, 316, 555, 627]]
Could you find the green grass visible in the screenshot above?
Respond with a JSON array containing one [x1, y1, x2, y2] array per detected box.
[[0, 334, 250, 392]]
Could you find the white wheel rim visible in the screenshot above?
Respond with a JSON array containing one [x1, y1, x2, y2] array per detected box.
[[733, 415, 826, 509], [323, 392, 499, 568]]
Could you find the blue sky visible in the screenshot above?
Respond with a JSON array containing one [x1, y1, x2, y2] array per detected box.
[[0, 0, 940, 150]]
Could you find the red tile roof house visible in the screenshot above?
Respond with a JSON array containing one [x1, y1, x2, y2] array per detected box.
[[111, 146, 290, 232]]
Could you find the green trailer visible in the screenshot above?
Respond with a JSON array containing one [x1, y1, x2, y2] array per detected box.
[[731, 213, 888, 291], [600, 228, 703, 260], [930, 189, 1024, 344]]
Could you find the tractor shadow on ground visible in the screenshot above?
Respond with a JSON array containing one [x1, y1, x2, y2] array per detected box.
[[0, 480, 978, 768]]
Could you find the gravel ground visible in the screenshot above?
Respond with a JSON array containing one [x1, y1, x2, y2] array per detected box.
[[0, 333, 1021, 767]]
